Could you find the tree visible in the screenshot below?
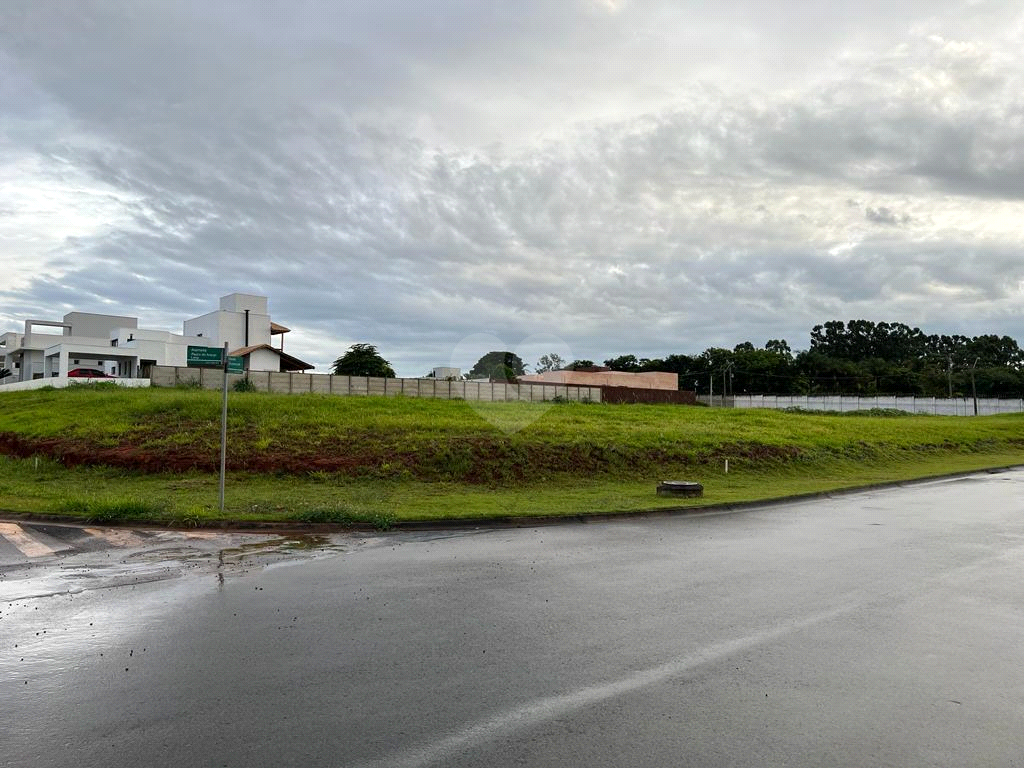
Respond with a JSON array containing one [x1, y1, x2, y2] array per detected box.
[[470, 351, 525, 382], [331, 343, 396, 378], [566, 359, 595, 370], [535, 353, 566, 373], [604, 354, 642, 372]]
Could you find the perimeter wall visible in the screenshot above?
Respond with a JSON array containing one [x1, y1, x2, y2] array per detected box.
[[150, 366, 603, 403], [710, 394, 1024, 416]]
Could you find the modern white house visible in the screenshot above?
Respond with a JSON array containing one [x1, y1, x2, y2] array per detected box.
[[0, 293, 313, 384]]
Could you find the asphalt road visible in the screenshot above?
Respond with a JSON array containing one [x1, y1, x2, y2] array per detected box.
[[3, 469, 1024, 767]]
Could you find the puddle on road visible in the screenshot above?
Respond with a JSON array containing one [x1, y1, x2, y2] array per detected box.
[[0, 532, 356, 603]]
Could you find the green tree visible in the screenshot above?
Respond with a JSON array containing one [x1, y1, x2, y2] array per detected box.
[[535, 353, 566, 373], [470, 351, 525, 382], [331, 343, 396, 378], [604, 354, 642, 372], [764, 339, 792, 357], [565, 359, 595, 370]]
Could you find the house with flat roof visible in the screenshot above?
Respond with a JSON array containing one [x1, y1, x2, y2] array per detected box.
[[1, 293, 313, 383]]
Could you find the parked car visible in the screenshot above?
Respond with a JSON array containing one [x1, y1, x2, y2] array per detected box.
[[67, 368, 115, 379]]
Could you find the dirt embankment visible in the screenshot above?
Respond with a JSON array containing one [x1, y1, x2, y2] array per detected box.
[[0, 431, 804, 482]]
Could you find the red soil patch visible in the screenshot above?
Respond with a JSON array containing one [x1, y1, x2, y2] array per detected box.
[[0, 431, 804, 481]]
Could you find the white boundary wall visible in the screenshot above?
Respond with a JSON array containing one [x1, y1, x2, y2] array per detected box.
[[727, 394, 1024, 416], [149, 366, 602, 403], [0, 376, 151, 392]]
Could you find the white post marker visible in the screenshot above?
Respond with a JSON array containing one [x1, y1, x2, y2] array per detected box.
[[219, 342, 229, 514]]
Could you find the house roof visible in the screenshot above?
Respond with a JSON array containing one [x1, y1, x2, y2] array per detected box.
[[229, 344, 314, 372], [270, 322, 290, 334]]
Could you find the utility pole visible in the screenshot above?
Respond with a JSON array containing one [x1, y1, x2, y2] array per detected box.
[[970, 357, 979, 416], [709, 371, 714, 407], [947, 353, 953, 398]]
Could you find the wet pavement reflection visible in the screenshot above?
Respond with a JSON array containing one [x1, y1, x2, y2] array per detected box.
[[0, 523, 361, 602]]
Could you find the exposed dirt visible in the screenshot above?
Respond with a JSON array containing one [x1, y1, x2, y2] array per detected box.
[[0, 430, 807, 482]]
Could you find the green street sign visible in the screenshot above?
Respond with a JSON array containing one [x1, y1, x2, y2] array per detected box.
[[226, 356, 245, 374], [186, 345, 224, 367]]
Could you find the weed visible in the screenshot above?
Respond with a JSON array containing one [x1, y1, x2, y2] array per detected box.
[[169, 505, 206, 527], [69, 381, 121, 391], [233, 378, 257, 393], [294, 506, 395, 530], [58, 496, 164, 523]]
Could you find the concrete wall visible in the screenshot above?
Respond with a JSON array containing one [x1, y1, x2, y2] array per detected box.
[[0, 376, 151, 392], [63, 311, 137, 338], [184, 310, 272, 350], [220, 294, 268, 314], [723, 394, 1024, 416], [248, 347, 280, 372], [150, 366, 602, 403]]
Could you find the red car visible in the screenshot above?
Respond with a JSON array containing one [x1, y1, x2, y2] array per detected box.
[[67, 368, 115, 379]]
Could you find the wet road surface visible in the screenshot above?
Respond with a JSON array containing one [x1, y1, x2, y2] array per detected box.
[[3, 469, 1024, 767], [0, 521, 350, 601]]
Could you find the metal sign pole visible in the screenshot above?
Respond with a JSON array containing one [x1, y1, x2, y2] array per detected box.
[[219, 342, 229, 514]]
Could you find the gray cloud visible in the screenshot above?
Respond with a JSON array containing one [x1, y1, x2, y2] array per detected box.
[[2, 1, 1024, 375], [865, 207, 911, 226]]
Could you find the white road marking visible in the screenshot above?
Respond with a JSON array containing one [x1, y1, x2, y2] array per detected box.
[[0, 522, 62, 558], [350, 602, 861, 768]]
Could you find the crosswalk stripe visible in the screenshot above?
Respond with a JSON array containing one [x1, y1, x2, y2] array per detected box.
[[0, 522, 60, 558], [83, 527, 147, 548]]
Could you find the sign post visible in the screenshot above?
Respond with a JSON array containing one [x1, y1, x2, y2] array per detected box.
[[219, 342, 229, 515], [186, 345, 233, 514]]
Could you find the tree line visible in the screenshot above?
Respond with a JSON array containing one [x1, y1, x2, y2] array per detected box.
[[330, 321, 1024, 398], [592, 321, 1024, 398]]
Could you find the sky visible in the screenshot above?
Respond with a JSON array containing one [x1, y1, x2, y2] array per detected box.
[[2, 1, 1023, 377]]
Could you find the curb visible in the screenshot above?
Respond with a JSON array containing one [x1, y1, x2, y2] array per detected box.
[[2, 464, 1020, 535]]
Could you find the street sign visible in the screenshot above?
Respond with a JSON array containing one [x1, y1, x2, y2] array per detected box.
[[226, 356, 245, 374], [187, 345, 224, 367]]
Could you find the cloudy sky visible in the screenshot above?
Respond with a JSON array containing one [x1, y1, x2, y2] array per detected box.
[[2, 1, 1023, 376]]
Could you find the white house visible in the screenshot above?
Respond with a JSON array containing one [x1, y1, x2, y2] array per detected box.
[[1, 293, 312, 383]]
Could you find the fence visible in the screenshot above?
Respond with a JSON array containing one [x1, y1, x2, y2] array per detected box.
[[721, 394, 1024, 416], [150, 366, 603, 403]]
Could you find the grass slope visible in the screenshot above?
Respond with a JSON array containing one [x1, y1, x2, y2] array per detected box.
[[0, 384, 1021, 526]]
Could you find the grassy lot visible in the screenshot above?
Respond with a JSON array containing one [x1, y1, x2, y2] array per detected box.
[[0, 384, 1021, 527]]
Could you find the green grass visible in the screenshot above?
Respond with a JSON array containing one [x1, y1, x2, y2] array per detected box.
[[0, 386, 1022, 526]]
